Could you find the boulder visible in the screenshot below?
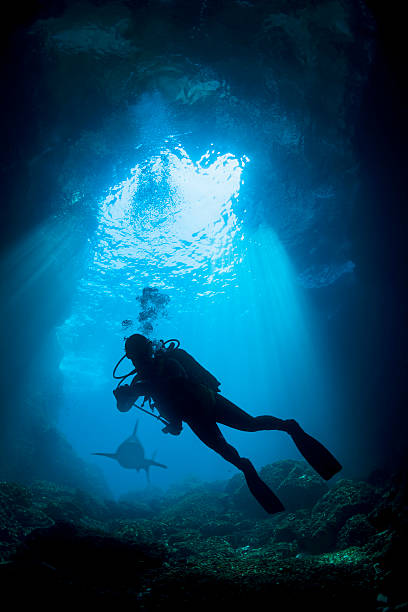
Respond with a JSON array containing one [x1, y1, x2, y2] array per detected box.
[[227, 460, 329, 517], [336, 514, 377, 550], [305, 479, 382, 552]]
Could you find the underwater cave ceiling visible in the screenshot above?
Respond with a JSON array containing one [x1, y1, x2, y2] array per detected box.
[[2, 0, 375, 280]]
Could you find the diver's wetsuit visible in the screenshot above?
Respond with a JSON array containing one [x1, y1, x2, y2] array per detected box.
[[118, 354, 287, 464], [115, 351, 341, 514], [115, 353, 291, 512], [184, 393, 290, 472]]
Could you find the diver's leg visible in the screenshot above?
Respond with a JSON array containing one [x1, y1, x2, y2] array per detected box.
[[214, 394, 289, 431], [186, 418, 284, 514], [186, 417, 247, 468], [214, 396, 342, 480]]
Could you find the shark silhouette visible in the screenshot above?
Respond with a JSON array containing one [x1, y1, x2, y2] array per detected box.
[[92, 420, 167, 481]]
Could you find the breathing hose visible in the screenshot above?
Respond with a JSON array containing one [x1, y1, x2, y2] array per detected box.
[[112, 354, 137, 387], [161, 338, 180, 350]]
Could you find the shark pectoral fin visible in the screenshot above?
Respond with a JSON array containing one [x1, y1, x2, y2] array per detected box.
[[92, 452, 117, 460], [151, 460, 167, 469], [149, 450, 167, 468]]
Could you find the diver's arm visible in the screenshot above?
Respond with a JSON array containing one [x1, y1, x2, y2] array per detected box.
[[161, 419, 183, 435], [157, 357, 186, 434], [129, 373, 143, 388]]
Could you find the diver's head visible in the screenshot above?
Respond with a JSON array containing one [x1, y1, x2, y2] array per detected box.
[[125, 334, 153, 367]]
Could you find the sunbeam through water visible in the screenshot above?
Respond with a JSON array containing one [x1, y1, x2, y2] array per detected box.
[[57, 142, 335, 495]]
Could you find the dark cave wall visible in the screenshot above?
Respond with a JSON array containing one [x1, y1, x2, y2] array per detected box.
[[0, 0, 405, 487], [348, 40, 408, 470], [0, 3, 100, 487], [314, 5, 408, 474]]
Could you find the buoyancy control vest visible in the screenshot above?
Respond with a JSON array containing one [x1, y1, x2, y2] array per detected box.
[[157, 342, 221, 393]]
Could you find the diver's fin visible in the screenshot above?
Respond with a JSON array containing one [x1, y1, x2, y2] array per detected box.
[[242, 459, 285, 515], [286, 421, 342, 481]]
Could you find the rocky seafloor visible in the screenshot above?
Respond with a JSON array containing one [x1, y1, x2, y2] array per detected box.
[[0, 459, 406, 610]]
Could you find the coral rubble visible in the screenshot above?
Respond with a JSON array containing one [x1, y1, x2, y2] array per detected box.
[[0, 460, 406, 610]]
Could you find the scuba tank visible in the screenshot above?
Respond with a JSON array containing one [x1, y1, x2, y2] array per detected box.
[[112, 335, 220, 426], [157, 339, 221, 392]]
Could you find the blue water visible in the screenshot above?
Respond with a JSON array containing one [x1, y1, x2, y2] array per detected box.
[[57, 139, 342, 498]]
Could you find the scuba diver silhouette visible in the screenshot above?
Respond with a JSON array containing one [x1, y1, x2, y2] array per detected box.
[[113, 334, 342, 514]]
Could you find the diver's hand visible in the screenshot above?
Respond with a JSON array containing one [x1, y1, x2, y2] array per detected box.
[[161, 422, 183, 436], [114, 384, 128, 393], [113, 385, 131, 400], [113, 385, 137, 412]]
